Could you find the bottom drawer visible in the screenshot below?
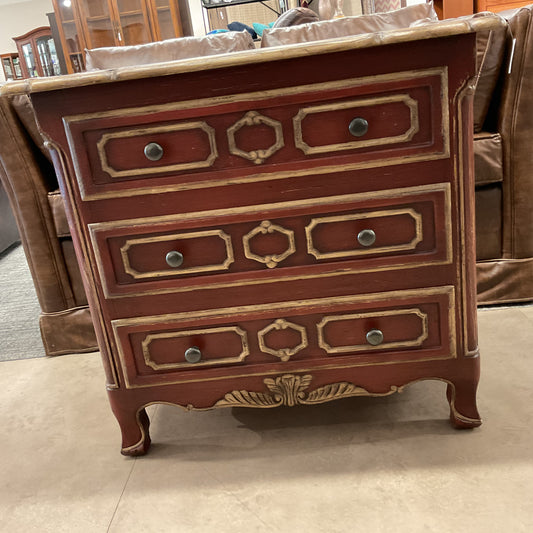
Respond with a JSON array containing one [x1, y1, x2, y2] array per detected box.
[[113, 286, 457, 388]]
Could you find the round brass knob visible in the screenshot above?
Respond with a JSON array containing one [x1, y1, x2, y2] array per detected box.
[[165, 251, 184, 268], [366, 329, 384, 346], [357, 229, 376, 247], [144, 142, 164, 161], [184, 346, 202, 363], [348, 117, 369, 137]]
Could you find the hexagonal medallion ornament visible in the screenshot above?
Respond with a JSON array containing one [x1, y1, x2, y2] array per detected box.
[[258, 319, 308, 362], [227, 111, 284, 164], [242, 220, 296, 268]]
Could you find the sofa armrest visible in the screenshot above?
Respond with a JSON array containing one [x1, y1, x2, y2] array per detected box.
[[0, 96, 76, 312], [495, 5, 533, 259]]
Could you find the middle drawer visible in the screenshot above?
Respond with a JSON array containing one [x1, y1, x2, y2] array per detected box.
[[90, 184, 451, 298]]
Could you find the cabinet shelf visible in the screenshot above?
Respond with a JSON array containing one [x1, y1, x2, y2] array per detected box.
[[118, 10, 144, 17], [87, 15, 113, 22]]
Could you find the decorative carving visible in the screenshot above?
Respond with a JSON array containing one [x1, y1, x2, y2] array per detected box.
[[214, 374, 402, 408], [257, 319, 308, 361], [227, 111, 284, 164], [243, 220, 296, 268]]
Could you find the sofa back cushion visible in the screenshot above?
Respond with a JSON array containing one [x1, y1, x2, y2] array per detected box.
[[471, 13, 507, 132], [261, 2, 438, 48], [85, 30, 255, 70]]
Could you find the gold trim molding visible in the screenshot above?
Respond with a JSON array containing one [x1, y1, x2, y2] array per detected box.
[[242, 220, 296, 269], [141, 326, 249, 370], [257, 319, 308, 362], [96, 121, 218, 178], [227, 111, 284, 164], [317, 308, 429, 355], [306, 207, 423, 260], [294, 94, 419, 155], [120, 229, 234, 279], [214, 374, 402, 408]]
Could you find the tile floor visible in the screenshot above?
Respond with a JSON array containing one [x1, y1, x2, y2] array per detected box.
[[0, 305, 532, 532]]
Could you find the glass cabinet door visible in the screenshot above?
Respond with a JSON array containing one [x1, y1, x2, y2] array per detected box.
[[150, 0, 182, 41], [36, 36, 62, 76], [80, 0, 117, 48], [12, 56, 23, 78], [2, 58, 14, 80], [115, 0, 153, 45], [21, 43, 38, 77], [54, 0, 86, 72]]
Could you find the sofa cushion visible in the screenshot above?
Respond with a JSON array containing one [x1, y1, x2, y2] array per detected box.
[[85, 30, 255, 70], [475, 184, 502, 260], [261, 2, 438, 47], [477, 258, 533, 304], [473, 131, 503, 186]]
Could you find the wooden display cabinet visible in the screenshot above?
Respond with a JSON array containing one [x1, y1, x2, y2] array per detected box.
[[13, 27, 62, 78], [52, 0, 192, 74], [1, 53, 23, 81]]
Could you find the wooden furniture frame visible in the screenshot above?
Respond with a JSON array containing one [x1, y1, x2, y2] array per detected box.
[[2, 15, 503, 456]]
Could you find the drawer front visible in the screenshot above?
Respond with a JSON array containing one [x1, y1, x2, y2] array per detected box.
[[90, 184, 452, 298], [113, 286, 456, 388], [65, 67, 448, 200]]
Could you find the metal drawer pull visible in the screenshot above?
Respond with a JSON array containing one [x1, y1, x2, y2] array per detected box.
[[348, 117, 369, 137], [184, 346, 202, 364], [165, 251, 184, 268], [357, 229, 376, 247], [144, 142, 164, 161], [366, 329, 384, 346]]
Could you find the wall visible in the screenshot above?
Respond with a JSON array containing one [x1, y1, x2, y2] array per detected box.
[[0, 0, 53, 81]]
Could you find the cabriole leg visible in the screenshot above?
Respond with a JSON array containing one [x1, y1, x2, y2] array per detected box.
[[108, 396, 152, 456], [446, 381, 482, 429]]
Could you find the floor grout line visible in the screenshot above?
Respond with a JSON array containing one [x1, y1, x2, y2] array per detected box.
[[106, 458, 137, 533], [105, 404, 161, 531]]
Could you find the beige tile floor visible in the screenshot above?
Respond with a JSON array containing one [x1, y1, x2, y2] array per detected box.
[[0, 305, 532, 532]]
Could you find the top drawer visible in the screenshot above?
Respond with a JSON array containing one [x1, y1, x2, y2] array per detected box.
[[64, 67, 449, 200]]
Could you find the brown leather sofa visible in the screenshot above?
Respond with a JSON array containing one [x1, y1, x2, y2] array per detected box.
[[473, 6, 533, 304], [0, 95, 97, 356], [0, 4, 532, 357]]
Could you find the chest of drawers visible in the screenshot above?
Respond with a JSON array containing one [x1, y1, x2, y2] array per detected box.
[[14, 18, 502, 455]]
